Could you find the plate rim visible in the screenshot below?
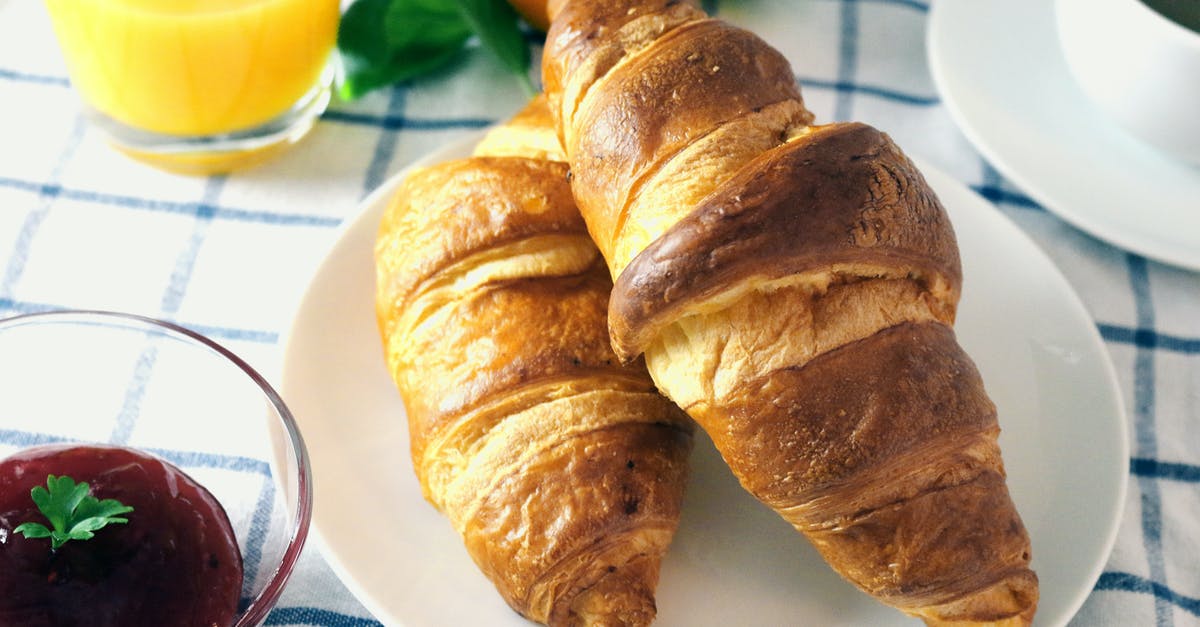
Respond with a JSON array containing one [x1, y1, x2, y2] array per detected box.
[[279, 133, 1129, 627]]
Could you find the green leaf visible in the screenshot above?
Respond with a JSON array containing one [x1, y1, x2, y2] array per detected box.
[[337, 0, 473, 100], [14, 475, 134, 551], [12, 522, 51, 539], [385, 0, 471, 50], [453, 0, 535, 96], [31, 476, 89, 532], [335, 0, 536, 100], [73, 496, 135, 522]]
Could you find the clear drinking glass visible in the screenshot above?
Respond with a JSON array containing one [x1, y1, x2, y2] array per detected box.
[[0, 309, 312, 626], [42, 0, 341, 175]]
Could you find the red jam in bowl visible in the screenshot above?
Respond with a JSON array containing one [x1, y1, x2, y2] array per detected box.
[[0, 444, 243, 627]]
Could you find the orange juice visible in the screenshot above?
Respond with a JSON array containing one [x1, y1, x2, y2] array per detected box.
[[44, 0, 340, 137]]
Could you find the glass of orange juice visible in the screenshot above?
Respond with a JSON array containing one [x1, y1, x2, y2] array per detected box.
[[43, 0, 341, 174]]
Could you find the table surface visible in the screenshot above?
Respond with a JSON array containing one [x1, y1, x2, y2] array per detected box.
[[1, 1, 1198, 626]]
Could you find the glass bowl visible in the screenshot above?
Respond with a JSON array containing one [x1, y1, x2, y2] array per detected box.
[[0, 309, 312, 626]]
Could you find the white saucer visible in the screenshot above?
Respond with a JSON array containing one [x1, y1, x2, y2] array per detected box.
[[928, 0, 1200, 271], [279, 133, 1127, 626]]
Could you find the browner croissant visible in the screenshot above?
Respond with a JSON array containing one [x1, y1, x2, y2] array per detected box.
[[374, 96, 693, 626], [540, 0, 1038, 624]]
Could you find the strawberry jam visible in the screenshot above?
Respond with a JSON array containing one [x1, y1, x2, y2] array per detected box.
[[0, 444, 243, 626]]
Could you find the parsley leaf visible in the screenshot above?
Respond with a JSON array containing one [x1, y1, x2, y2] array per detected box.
[[13, 475, 133, 551]]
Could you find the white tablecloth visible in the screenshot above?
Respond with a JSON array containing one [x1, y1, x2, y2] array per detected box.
[[1, 0, 1198, 625]]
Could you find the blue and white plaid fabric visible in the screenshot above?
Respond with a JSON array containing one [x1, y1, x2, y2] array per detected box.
[[2, 0, 1198, 625]]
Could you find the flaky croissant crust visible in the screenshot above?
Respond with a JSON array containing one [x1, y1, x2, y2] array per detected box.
[[541, 1, 1037, 624], [375, 100, 693, 626]]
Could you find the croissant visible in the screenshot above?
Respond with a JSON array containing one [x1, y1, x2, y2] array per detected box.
[[540, 1, 1038, 624], [374, 96, 693, 626]]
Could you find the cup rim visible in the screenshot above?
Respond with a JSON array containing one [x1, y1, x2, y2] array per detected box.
[[0, 308, 313, 627], [1123, 0, 1200, 47]]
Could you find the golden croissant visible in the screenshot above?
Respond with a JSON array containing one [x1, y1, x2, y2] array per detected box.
[[374, 96, 694, 626], [540, 1, 1038, 624]]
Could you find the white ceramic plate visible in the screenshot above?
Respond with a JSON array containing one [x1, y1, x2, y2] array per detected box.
[[280, 134, 1128, 626], [927, 0, 1200, 271]]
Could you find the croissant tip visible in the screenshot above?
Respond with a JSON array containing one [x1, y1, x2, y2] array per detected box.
[[559, 558, 662, 627], [565, 592, 656, 627], [913, 569, 1039, 627]]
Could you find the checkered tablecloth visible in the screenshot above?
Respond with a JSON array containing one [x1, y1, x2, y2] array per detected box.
[[2, 0, 1198, 625]]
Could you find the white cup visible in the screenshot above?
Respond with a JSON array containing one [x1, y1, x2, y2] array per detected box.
[[1056, 0, 1200, 167]]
